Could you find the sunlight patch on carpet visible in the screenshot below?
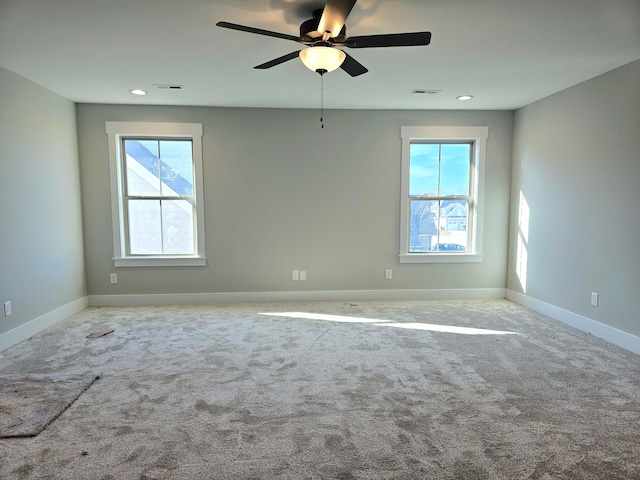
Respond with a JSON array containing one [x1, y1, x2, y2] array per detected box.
[[261, 312, 383, 323], [376, 322, 518, 335], [260, 312, 518, 335]]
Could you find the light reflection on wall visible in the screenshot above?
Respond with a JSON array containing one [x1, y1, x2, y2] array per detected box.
[[516, 191, 530, 292]]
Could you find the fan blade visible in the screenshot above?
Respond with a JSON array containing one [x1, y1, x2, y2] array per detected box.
[[216, 21, 301, 43], [340, 52, 368, 77], [344, 31, 431, 48], [254, 51, 301, 70], [317, 0, 357, 39]]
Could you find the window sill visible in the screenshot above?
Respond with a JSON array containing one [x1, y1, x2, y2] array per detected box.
[[399, 253, 483, 264], [114, 256, 207, 267]]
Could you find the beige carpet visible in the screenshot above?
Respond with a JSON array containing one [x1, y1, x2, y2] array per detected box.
[[0, 300, 638, 479], [0, 373, 99, 438]]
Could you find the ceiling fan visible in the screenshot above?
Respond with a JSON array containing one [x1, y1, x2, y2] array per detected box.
[[216, 0, 432, 77]]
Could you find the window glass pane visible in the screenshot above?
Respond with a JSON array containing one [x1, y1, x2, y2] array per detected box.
[[409, 200, 438, 252], [124, 139, 161, 196], [128, 199, 162, 254], [409, 144, 439, 197], [439, 144, 471, 196], [436, 200, 468, 251], [159, 140, 193, 197], [162, 199, 194, 254]]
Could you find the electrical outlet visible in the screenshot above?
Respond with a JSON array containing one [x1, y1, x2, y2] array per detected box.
[[4, 301, 12, 316], [385, 269, 393, 280], [591, 292, 599, 307], [110, 273, 118, 284], [292, 270, 299, 281]]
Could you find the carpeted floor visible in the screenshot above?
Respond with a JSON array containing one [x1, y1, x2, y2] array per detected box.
[[0, 300, 638, 479], [0, 373, 99, 438]]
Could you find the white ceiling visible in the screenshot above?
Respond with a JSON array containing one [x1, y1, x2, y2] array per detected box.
[[1, 0, 639, 110]]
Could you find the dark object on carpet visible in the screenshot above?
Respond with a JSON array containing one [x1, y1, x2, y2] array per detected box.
[[0, 373, 99, 438], [86, 329, 115, 339]]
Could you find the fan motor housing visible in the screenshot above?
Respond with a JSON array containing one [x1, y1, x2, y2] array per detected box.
[[300, 13, 347, 43]]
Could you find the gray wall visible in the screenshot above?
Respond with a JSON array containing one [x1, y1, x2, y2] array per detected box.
[[508, 59, 640, 337], [3, 56, 638, 343], [0, 67, 86, 336], [77, 105, 513, 296]]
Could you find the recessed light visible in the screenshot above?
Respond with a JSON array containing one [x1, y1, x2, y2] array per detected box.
[[457, 95, 474, 101], [130, 89, 147, 96]]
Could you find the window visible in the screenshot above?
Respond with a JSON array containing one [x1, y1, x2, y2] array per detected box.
[[106, 122, 205, 267], [399, 126, 488, 263]]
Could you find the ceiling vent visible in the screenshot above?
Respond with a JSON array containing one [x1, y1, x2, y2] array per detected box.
[[411, 89, 441, 95], [154, 84, 184, 90]]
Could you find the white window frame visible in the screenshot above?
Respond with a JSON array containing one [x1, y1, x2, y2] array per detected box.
[[399, 126, 488, 264], [106, 122, 206, 267]]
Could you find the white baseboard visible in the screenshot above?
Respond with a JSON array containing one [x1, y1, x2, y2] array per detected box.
[[5, 290, 635, 356], [0, 297, 89, 352], [0, 290, 506, 352], [507, 290, 640, 355], [88, 288, 506, 307]]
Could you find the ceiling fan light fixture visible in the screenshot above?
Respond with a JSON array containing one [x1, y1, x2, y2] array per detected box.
[[299, 46, 346, 73]]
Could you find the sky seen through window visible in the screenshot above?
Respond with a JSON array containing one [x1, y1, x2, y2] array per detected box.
[[409, 143, 471, 197]]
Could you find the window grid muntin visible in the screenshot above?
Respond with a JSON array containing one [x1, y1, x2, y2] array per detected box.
[[121, 137, 197, 257]]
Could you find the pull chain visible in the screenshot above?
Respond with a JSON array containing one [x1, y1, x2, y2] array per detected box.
[[317, 69, 327, 129], [320, 71, 324, 129]]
